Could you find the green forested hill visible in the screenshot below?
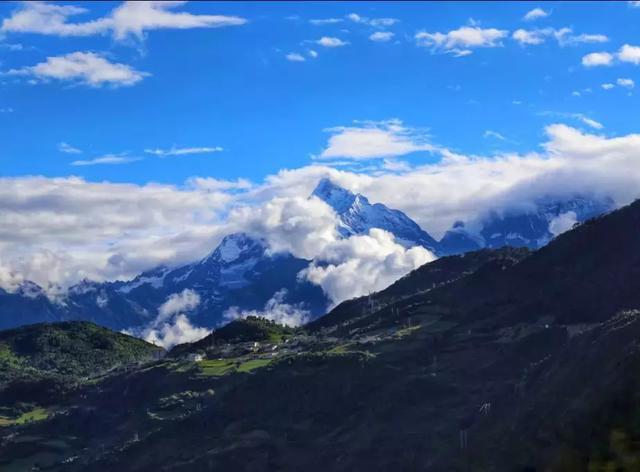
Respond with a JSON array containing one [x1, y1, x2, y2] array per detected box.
[[0, 321, 163, 382]]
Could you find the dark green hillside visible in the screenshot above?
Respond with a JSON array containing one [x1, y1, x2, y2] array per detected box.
[[308, 247, 529, 332], [0, 321, 163, 382], [423, 199, 640, 327], [3, 199, 640, 471], [170, 316, 295, 358]]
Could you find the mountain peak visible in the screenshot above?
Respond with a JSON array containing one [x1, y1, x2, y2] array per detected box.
[[311, 178, 440, 253], [208, 232, 264, 265], [311, 178, 357, 214]]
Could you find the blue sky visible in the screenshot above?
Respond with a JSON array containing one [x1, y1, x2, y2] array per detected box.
[[1, 1, 639, 186]]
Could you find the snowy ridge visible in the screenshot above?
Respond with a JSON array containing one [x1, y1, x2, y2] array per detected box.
[[311, 178, 440, 253]]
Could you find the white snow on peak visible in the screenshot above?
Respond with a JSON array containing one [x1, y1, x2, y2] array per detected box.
[[311, 178, 356, 213], [217, 235, 243, 263]]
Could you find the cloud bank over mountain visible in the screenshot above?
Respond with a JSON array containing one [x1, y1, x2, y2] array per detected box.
[[1, 123, 639, 305]]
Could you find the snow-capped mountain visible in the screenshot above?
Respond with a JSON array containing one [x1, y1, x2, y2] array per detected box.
[[0, 233, 327, 331], [312, 178, 440, 254], [439, 196, 614, 255], [71, 233, 328, 330], [0, 180, 617, 333]]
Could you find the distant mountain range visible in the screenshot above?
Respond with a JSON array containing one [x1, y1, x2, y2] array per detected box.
[[0, 179, 614, 331]]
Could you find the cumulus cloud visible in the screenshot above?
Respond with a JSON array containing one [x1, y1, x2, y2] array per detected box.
[[523, 8, 549, 21], [369, 31, 394, 42], [58, 142, 82, 154], [226, 196, 338, 260], [346, 13, 398, 27], [0, 1, 246, 40], [4, 122, 640, 305], [157, 289, 201, 323], [601, 83, 615, 90], [512, 29, 547, 45], [415, 25, 507, 56], [618, 44, 640, 64], [318, 119, 435, 160], [142, 314, 209, 349], [144, 146, 223, 157], [0, 176, 234, 291], [285, 52, 306, 62], [6, 51, 149, 87], [617, 78, 635, 89], [581, 45, 640, 67], [223, 289, 311, 327], [127, 289, 209, 349], [315, 36, 349, 47], [582, 51, 614, 67], [301, 229, 435, 304], [548, 211, 578, 236]]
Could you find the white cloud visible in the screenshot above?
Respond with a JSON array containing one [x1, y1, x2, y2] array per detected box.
[[576, 115, 603, 130], [0, 2, 110, 36], [555, 29, 608, 46], [618, 44, 640, 64], [223, 289, 311, 327], [582, 51, 614, 67], [7, 51, 148, 87], [513, 27, 608, 47], [157, 289, 201, 322], [109, 1, 246, 40], [285, 52, 306, 62], [416, 26, 508, 56], [523, 8, 549, 21], [6, 122, 640, 306], [301, 229, 435, 304], [58, 142, 82, 154], [346, 13, 398, 27], [71, 153, 140, 166], [318, 119, 435, 160], [0, 176, 234, 292], [512, 29, 546, 45], [548, 211, 577, 236], [369, 31, 394, 42], [315, 36, 349, 48], [226, 196, 338, 260], [144, 146, 223, 157], [130, 290, 207, 349], [617, 78, 635, 89], [308, 50, 318, 58], [601, 83, 615, 90], [142, 314, 209, 349], [541, 111, 604, 130], [629, 1, 640, 7], [309, 18, 343, 25], [0, 1, 246, 40], [483, 130, 507, 141]]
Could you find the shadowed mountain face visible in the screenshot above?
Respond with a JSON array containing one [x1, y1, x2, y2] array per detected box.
[[439, 195, 614, 255], [2, 198, 640, 471]]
